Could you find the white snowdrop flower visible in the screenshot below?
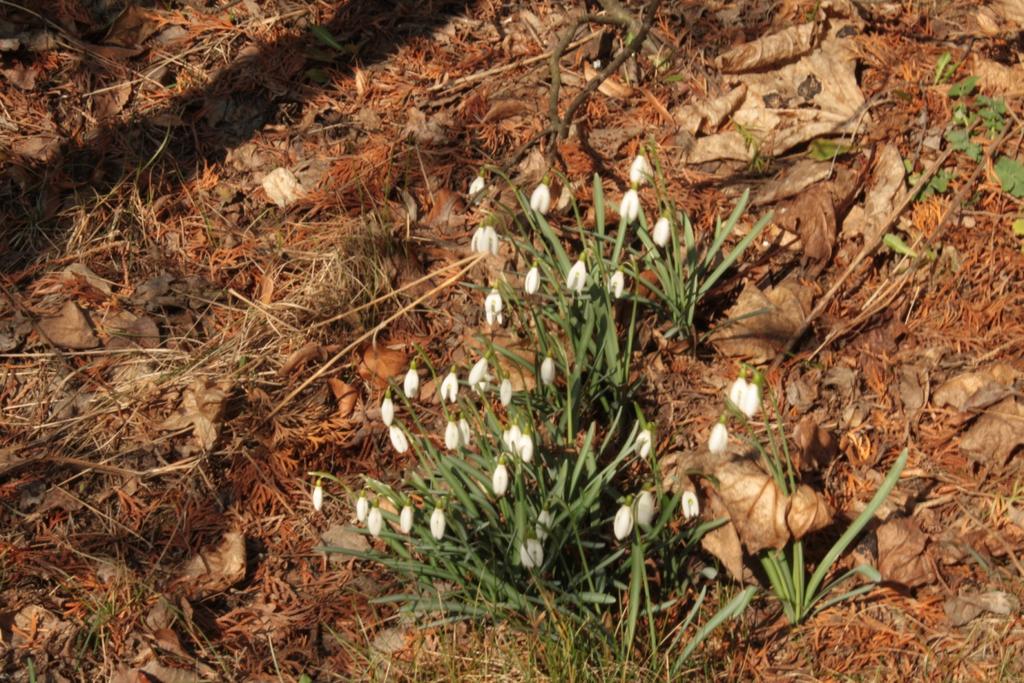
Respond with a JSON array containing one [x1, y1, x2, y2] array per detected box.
[[503, 424, 522, 450], [652, 216, 671, 247], [613, 503, 635, 540], [471, 225, 499, 255], [380, 395, 394, 427], [620, 188, 641, 224], [529, 182, 551, 216], [492, 462, 509, 497], [499, 378, 513, 407], [484, 288, 503, 326], [535, 510, 553, 541], [458, 417, 472, 448], [540, 356, 556, 386], [608, 270, 625, 299], [403, 365, 420, 399], [635, 428, 653, 458], [356, 495, 369, 523], [445, 419, 461, 450], [635, 490, 656, 529], [440, 369, 459, 403], [400, 505, 415, 534], [566, 258, 587, 294], [708, 422, 729, 455], [468, 174, 486, 197], [629, 154, 654, 186], [367, 506, 383, 537], [681, 491, 700, 520], [524, 265, 541, 295], [516, 431, 534, 463], [312, 481, 324, 512], [519, 537, 544, 569], [468, 356, 490, 391], [389, 425, 410, 453], [728, 377, 749, 407], [739, 381, 762, 419], [430, 506, 447, 540]]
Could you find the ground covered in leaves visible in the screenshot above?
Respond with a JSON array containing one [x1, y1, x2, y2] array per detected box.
[[2, 0, 1024, 680]]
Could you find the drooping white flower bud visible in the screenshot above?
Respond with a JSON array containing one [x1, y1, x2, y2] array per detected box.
[[536, 509, 553, 541], [708, 422, 729, 455], [681, 491, 700, 520], [484, 288, 503, 326], [380, 394, 394, 427], [516, 431, 534, 463], [444, 419, 461, 450], [620, 188, 641, 224], [492, 462, 509, 497], [400, 505, 415, 534], [468, 357, 490, 391], [529, 182, 551, 216], [468, 174, 486, 197], [430, 506, 446, 540], [739, 381, 761, 419], [440, 369, 459, 403], [499, 378, 513, 407], [524, 265, 541, 295], [367, 506, 383, 537], [629, 154, 654, 186], [540, 356, 556, 386], [312, 480, 324, 512], [652, 216, 671, 248], [635, 427, 653, 458], [608, 270, 625, 299], [471, 225, 500, 255], [389, 425, 410, 453], [613, 503, 634, 540], [566, 259, 587, 294], [403, 365, 420, 399], [356, 495, 369, 523], [635, 490, 656, 529], [728, 377, 749, 407], [503, 424, 522, 450], [458, 417, 472, 447], [519, 537, 544, 569]]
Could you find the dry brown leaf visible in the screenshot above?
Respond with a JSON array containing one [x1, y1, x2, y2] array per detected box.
[[261, 167, 305, 208], [773, 183, 836, 273], [482, 97, 534, 123], [2, 63, 39, 90], [933, 364, 1018, 412], [583, 61, 633, 99], [359, 345, 408, 387], [959, 397, 1024, 466], [37, 301, 100, 350], [713, 459, 790, 554], [971, 57, 1024, 98], [327, 378, 359, 418], [717, 22, 818, 72], [786, 484, 833, 540], [174, 531, 246, 599], [700, 488, 748, 582], [752, 159, 832, 206], [105, 5, 161, 47], [104, 311, 160, 349], [673, 85, 747, 136], [424, 188, 465, 229], [876, 517, 934, 588], [712, 277, 812, 363], [944, 591, 1021, 627], [279, 342, 325, 377], [841, 144, 905, 242], [793, 416, 837, 472], [994, 0, 1024, 27], [61, 263, 112, 295], [158, 380, 231, 451], [403, 107, 451, 145]]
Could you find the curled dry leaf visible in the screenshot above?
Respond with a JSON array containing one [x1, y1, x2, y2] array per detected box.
[[700, 488, 748, 582], [713, 459, 790, 554], [793, 415, 838, 472], [717, 22, 818, 73], [841, 143, 905, 243], [959, 397, 1024, 466], [786, 484, 833, 540], [711, 276, 812, 363], [158, 380, 231, 451], [358, 344, 408, 387], [932, 363, 1019, 413], [279, 341, 325, 377], [173, 531, 246, 599], [261, 167, 305, 208], [327, 378, 359, 418], [773, 183, 837, 274], [944, 591, 1020, 627], [37, 300, 100, 350], [875, 517, 934, 588]]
